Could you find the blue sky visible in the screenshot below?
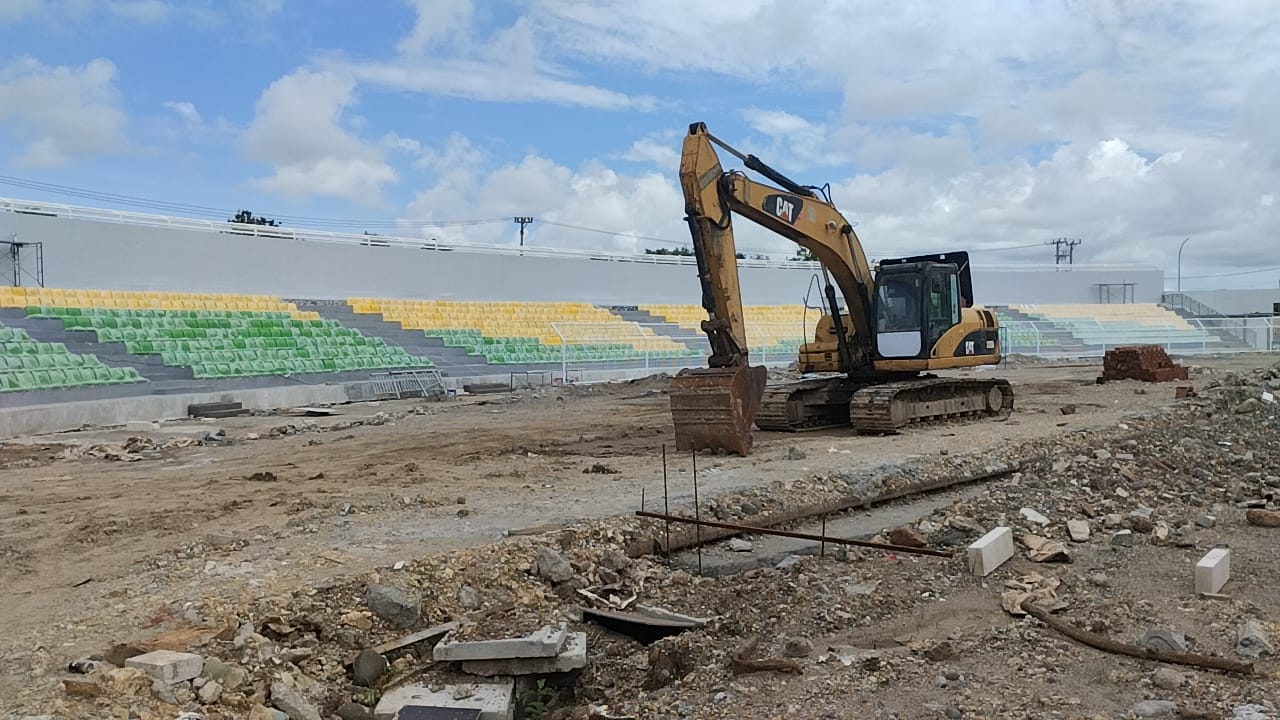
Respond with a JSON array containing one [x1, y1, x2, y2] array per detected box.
[[1, 0, 1278, 288]]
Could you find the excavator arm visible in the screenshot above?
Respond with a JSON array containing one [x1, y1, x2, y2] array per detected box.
[[671, 121, 876, 455]]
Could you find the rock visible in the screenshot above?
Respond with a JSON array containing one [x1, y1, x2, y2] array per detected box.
[[1245, 509, 1280, 527], [646, 636, 696, 690], [726, 538, 753, 552], [1087, 572, 1110, 588], [335, 703, 373, 720], [1094, 449, 1111, 460], [1111, 530, 1135, 547], [1128, 509, 1155, 533], [1132, 700, 1178, 717], [775, 555, 801, 570], [598, 549, 631, 571], [151, 678, 178, 704], [270, 680, 321, 720], [1151, 667, 1184, 690], [1235, 398, 1262, 413], [125, 650, 204, 684], [62, 677, 102, 698], [1141, 629, 1189, 654], [1060, 404, 1077, 415], [457, 586, 482, 610], [198, 679, 223, 704], [352, 648, 389, 686], [280, 647, 314, 665], [341, 611, 373, 631], [888, 526, 927, 547], [1236, 618, 1274, 658], [739, 500, 761, 516], [786, 446, 806, 460], [1232, 704, 1274, 720], [365, 584, 420, 629], [200, 657, 246, 691], [1066, 519, 1091, 542], [1172, 524, 1198, 548], [1018, 508, 1050, 525], [1194, 514, 1216, 528], [782, 637, 813, 657], [535, 546, 576, 583]]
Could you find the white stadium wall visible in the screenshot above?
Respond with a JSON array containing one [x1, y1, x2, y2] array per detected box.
[[1, 205, 1165, 306], [1179, 289, 1280, 315]]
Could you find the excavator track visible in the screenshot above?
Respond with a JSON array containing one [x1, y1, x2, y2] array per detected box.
[[848, 377, 1014, 434], [754, 377, 858, 432]]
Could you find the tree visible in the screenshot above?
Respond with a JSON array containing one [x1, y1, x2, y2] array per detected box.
[[644, 247, 746, 259], [229, 210, 279, 227], [790, 247, 816, 261]]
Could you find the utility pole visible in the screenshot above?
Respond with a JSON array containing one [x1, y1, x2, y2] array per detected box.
[[1046, 238, 1082, 265], [513, 216, 534, 247]]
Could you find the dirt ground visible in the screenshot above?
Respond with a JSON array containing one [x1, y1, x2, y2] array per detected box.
[[0, 354, 1277, 717]]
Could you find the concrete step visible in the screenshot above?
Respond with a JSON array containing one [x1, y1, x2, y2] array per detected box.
[[608, 307, 707, 350]]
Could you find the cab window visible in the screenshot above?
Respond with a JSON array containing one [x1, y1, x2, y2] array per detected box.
[[876, 275, 920, 332], [926, 272, 954, 347]]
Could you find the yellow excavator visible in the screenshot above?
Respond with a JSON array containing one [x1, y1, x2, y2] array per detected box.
[[670, 122, 1013, 455]]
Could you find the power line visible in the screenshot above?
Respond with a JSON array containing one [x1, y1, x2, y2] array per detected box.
[[1180, 265, 1280, 280]]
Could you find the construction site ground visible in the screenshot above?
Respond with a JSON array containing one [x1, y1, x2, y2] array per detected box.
[[2, 355, 1279, 719]]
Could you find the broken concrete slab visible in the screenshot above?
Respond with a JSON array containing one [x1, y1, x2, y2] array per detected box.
[[967, 526, 1014, 577], [370, 621, 458, 657], [1236, 618, 1274, 658], [1066, 519, 1091, 542], [373, 679, 515, 720], [433, 625, 567, 662], [461, 631, 587, 677], [124, 650, 203, 684]]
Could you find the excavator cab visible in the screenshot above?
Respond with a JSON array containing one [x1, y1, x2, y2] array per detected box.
[[874, 252, 972, 360]]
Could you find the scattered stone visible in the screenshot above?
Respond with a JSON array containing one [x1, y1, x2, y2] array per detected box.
[[125, 650, 204, 684], [365, 584, 421, 629], [775, 555, 802, 570], [352, 648, 389, 686], [373, 679, 514, 720], [887, 526, 927, 548], [1066, 519, 1091, 542], [198, 679, 223, 704], [1140, 629, 1189, 654], [786, 446, 806, 460], [1087, 572, 1110, 588], [460, 631, 588, 676], [535, 546, 576, 583], [336, 703, 374, 720], [271, 679, 322, 720], [739, 500, 761, 516], [967, 527, 1014, 576], [1128, 509, 1155, 534], [782, 637, 814, 658], [1173, 524, 1198, 548], [598, 549, 630, 571], [341, 611, 373, 631], [1235, 618, 1274, 658], [726, 538, 753, 553], [1111, 530, 1135, 547], [1232, 704, 1274, 720], [1245, 509, 1280, 527], [1152, 667, 1184, 690], [1093, 449, 1111, 460], [200, 657, 245, 691], [1194, 514, 1216, 528], [458, 586, 483, 610], [1195, 547, 1231, 594], [1018, 508, 1049, 525], [1235, 398, 1263, 414], [62, 677, 102, 698], [1132, 700, 1178, 718], [1059, 404, 1077, 415]]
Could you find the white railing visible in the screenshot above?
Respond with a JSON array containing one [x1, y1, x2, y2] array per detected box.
[[999, 317, 1278, 358], [547, 322, 806, 380], [0, 196, 1160, 274]]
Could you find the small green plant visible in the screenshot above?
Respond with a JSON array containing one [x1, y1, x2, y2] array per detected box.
[[521, 678, 557, 720]]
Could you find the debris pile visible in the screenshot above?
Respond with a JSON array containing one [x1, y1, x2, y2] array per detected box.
[[1098, 345, 1189, 383]]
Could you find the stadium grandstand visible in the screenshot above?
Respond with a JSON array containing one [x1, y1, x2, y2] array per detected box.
[[1, 197, 1277, 436]]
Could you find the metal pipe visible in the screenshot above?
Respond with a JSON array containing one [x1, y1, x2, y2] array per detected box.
[[634, 510, 954, 558]]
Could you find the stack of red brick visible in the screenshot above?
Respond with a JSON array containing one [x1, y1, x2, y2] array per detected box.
[[1099, 345, 1189, 383]]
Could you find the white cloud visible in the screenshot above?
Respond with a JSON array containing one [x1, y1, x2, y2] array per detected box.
[[621, 137, 680, 168], [326, 0, 654, 111], [0, 0, 39, 22], [0, 56, 127, 167], [105, 0, 169, 23], [162, 100, 200, 124], [243, 69, 398, 206]]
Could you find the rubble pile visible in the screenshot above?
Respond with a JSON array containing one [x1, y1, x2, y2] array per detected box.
[[1099, 345, 1190, 383], [7, 361, 1280, 719]]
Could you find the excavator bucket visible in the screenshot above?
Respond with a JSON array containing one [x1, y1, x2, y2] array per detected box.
[[669, 365, 768, 456]]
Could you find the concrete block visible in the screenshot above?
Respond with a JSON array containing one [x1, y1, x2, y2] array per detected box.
[[1195, 547, 1230, 594], [433, 625, 567, 662], [373, 679, 514, 720], [967, 526, 1014, 577], [461, 631, 587, 677], [125, 650, 204, 684]]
